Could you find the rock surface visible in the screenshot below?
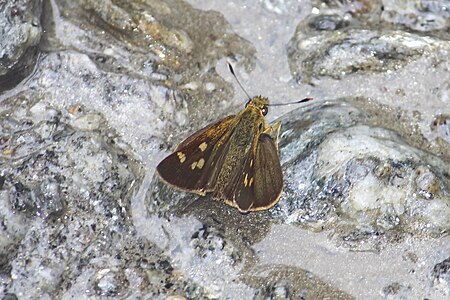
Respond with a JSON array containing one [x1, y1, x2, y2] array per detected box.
[[1, 0, 449, 299], [0, 0, 43, 91]]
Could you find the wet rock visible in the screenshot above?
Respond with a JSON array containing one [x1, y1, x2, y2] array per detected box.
[[288, 26, 448, 84], [148, 176, 198, 217], [148, 97, 449, 295], [310, 0, 384, 23], [286, 1, 449, 166], [248, 265, 353, 300], [44, 0, 255, 125], [135, 212, 256, 299], [433, 257, 450, 282], [93, 268, 128, 297], [271, 99, 449, 250], [0, 89, 213, 297], [0, 0, 43, 91], [1, 0, 448, 299], [190, 223, 241, 264], [71, 113, 103, 131], [382, 282, 411, 298], [382, 0, 449, 33], [288, 1, 449, 84], [1, 92, 140, 297], [431, 114, 450, 153], [2, 293, 18, 300], [1, 0, 257, 298], [265, 280, 292, 300]]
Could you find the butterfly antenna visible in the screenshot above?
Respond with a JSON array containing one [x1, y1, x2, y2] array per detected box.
[[227, 62, 252, 100], [269, 97, 314, 106]]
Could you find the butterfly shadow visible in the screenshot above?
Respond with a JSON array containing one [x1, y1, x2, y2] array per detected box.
[[148, 174, 276, 251]]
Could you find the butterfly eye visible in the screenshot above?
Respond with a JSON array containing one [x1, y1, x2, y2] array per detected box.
[[261, 106, 268, 116]]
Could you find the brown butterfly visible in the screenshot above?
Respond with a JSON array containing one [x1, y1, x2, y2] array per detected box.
[[157, 66, 312, 212]]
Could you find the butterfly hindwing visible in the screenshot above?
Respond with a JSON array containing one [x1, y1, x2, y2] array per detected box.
[[156, 115, 236, 195], [252, 133, 283, 209], [222, 130, 283, 212]]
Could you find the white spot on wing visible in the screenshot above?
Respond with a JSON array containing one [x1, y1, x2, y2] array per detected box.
[[177, 152, 186, 163], [197, 158, 205, 169], [199, 142, 207, 152]]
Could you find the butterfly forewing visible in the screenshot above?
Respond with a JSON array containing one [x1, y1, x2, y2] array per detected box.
[[156, 115, 236, 194]]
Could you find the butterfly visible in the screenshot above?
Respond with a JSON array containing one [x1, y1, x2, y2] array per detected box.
[[156, 94, 313, 213]]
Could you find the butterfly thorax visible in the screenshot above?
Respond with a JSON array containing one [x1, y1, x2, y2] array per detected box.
[[246, 96, 269, 116]]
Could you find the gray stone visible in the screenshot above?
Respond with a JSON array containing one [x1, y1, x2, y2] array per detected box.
[[0, 0, 43, 91], [1, 0, 449, 299]]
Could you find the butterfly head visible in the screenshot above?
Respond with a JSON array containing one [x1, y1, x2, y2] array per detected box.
[[245, 96, 269, 116]]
